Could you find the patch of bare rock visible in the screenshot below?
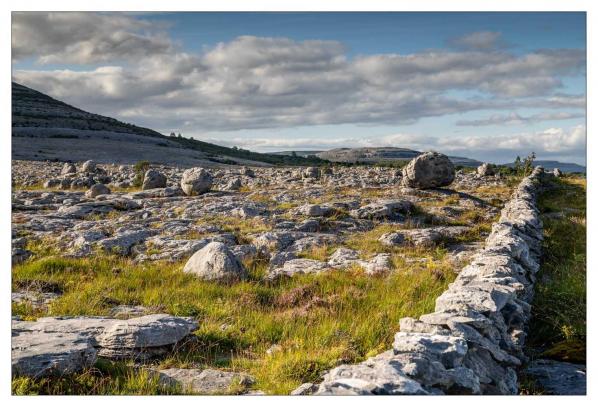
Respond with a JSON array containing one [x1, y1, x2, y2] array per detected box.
[[155, 368, 255, 394], [12, 314, 197, 378]]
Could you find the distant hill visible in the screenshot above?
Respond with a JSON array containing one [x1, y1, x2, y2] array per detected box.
[[11, 82, 328, 167], [502, 160, 586, 174], [274, 147, 482, 167], [270, 150, 325, 157]]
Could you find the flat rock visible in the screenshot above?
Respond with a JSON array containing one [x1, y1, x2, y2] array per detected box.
[[12, 330, 97, 378], [157, 368, 254, 394], [524, 359, 586, 395], [392, 332, 468, 368], [315, 353, 428, 395], [12, 314, 198, 366], [268, 258, 330, 278]]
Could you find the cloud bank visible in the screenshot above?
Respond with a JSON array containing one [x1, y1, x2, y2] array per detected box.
[[215, 125, 585, 165], [456, 111, 584, 126], [12, 12, 174, 64], [12, 13, 586, 132]]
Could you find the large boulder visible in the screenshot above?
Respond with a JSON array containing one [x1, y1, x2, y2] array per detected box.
[[85, 183, 111, 198], [181, 168, 213, 196], [142, 169, 167, 190], [402, 152, 455, 189], [183, 242, 247, 281]]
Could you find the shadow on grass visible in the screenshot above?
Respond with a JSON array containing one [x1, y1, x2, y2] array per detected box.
[[526, 176, 586, 364]]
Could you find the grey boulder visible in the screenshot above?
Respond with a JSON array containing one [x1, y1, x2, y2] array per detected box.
[[142, 169, 167, 190], [181, 167, 213, 195], [183, 242, 247, 281], [85, 183, 111, 198], [61, 162, 77, 175], [402, 152, 455, 189], [80, 160, 97, 173], [97, 314, 198, 358]]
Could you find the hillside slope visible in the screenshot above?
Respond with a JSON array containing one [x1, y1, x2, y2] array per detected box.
[[11, 82, 328, 167]]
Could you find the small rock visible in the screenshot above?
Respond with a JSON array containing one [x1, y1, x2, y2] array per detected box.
[[157, 368, 254, 394], [477, 163, 495, 177], [379, 232, 405, 246], [80, 160, 97, 173], [302, 167, 321, 179], [85, 183, 111, 198], [61, 162, 77, 175], [291, 382, 319, 395], [142, 169, 167, 190]]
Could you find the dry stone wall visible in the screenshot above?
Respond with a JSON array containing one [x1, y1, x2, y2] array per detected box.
[[312, 167, 549, 395]]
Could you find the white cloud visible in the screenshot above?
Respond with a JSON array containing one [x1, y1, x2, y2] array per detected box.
[[436, 124, 586, 163], [448, 31, 507, 51], [12, 12, 174, 64], [456, 111, 584, 126]]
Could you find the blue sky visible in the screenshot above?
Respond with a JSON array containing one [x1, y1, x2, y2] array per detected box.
[[149, 12, 586, 56], [12, 12, 587, 164]]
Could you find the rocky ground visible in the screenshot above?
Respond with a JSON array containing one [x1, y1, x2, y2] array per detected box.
[[11, 157, 517, 395]]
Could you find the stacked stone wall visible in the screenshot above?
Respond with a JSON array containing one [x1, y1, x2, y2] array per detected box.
[[314, 167, 549, 395]]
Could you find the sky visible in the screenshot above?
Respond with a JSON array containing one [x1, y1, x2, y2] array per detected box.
[[11, 12, 587, 164]]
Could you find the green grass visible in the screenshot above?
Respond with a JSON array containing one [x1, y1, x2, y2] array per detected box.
[[12, 250, 456, 394], [526, 176, 586, 363], [12, 360, 182, 395]]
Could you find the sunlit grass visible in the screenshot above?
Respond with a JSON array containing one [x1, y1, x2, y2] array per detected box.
[[12, 250, 456, 394]]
